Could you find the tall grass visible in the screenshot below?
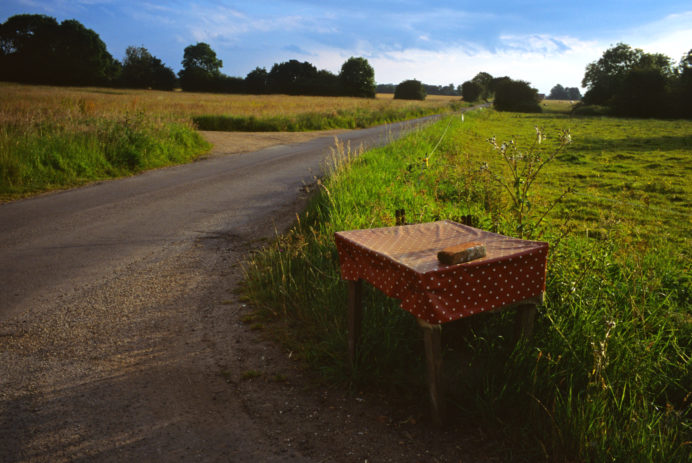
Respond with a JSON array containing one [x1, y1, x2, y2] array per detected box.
[[0, 83, 464, 199], [243, 109, 691, 461], [192, 104, 458, 131]]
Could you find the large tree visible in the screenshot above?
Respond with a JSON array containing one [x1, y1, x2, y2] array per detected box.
[[471, 72, 494, 100], [582, 42, 680, 116], [582, 43, 673, 106], [120, 46, 176, 90], [339, 57, 376, 98], [0, 14, 118, 86], [178, 42, 223, 92]]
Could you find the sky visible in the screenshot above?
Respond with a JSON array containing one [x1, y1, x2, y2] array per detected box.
[[1, 0, 691, 93]]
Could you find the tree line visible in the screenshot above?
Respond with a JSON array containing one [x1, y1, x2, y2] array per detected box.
[[458, 72, 545, 113], [0, 14, 376, 98], [581, 43, 692, 118], [2, 14, 690, 117]]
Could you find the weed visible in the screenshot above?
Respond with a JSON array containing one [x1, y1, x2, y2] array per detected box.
[[241, 370, 262, 380]]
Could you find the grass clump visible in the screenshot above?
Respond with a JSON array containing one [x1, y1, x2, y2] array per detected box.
[[243, 108, 691, 462]]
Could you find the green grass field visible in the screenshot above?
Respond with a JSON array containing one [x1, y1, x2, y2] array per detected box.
[[243, 105, 691, 462]]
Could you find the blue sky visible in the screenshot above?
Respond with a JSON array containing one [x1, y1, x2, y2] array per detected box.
[[2, 1, 691, 93]]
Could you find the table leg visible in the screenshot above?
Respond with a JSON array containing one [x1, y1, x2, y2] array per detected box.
[[514, 303, 537, 341], [418, 319, 445, 426], [348, 279, 363, 368]]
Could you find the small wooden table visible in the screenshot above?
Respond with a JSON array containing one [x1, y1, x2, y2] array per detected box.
[[334, 221, 549, 425]]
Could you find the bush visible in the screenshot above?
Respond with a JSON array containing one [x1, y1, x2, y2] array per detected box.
[[394, 79, 426, 100], [493, 79, 542, 112], [461, 81, 482, 102]]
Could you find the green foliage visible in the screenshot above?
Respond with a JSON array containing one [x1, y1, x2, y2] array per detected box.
[[493, 79, 542, 113], [581, 43, 692, 118], [483, 127, 573, 238], [0, 113, 209, 198], [394, 79, 426, 100], [0, 14, 119, 86], [268, 59, 320, 95], [178, 42, 225, 92], [120, 46, 176, 90], [460, 81, 482, 102], [547, 84, 582, 100], [472, 72, 494, 100], [244, 67, 269, 94], [243, 109, 691, 462], [339, 57, 376, 98]]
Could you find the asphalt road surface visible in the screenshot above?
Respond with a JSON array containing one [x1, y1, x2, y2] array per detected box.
[[0, 115, 440, 322], [0, 111, 507, 463]]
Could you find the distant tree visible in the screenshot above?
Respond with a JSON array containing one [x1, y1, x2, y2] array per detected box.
[[394, 79, 426, 100], [493, 79, 542, 112], [245, 67, 268, 94], [471, 72, 494, 100], [581, 42, 682, 116], [547, 84, 581, 100], [120, 46, 176, 90], [267, 59, 319, 95], [339, 57, 376, 98], [214, 74, 245, 93], [565, 87, 582, 100], [314, 69, 341, 96], [547, 84, 568, 100], [489, 76, 512, 95], [376, 83, 396, 93], [0, 14, 118, 86], [581, 43, 674, 107], [178, 42, 223, 92], [423, 83, 458, 96], [460, 80, 482, 102]]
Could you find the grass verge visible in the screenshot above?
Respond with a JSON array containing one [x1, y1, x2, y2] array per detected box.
[[242, 108, 691, 462], [0, 112, 210, 200]]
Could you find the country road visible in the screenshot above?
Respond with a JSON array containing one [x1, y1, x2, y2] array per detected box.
[[0, 111, 500, 462], [0, 115, 437, 322]]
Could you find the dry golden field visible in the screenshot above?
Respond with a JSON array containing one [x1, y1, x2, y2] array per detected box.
[[0, 82, 461, 130]]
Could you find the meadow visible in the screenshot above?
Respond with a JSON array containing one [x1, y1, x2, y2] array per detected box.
[[243, 103, 691, 462], [0, 83, 462, 199]]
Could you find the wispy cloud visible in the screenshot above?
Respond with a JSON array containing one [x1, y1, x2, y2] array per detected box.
[[622, 11, 692, 60]]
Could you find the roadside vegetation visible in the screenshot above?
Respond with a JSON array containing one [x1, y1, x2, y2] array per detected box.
[[243, 104, 691, 462], [0, 83, 463, 199]]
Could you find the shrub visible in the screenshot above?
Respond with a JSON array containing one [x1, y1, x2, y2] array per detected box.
[[460, 81, 482, 102], [493, 79, 542, 113], [394, 79, 426, 100]]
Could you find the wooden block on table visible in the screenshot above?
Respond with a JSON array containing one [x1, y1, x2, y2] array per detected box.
[[437, 242, 486, 265]]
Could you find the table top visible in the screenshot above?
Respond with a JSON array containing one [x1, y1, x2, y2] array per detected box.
[[334, 221, 548, 324]]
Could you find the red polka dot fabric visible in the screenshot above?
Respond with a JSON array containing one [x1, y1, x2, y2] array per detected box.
[[334, 221, 549, 324]]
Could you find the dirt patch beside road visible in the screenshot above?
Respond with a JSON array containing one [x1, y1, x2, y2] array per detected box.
[[199, 130, 347, 157]]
